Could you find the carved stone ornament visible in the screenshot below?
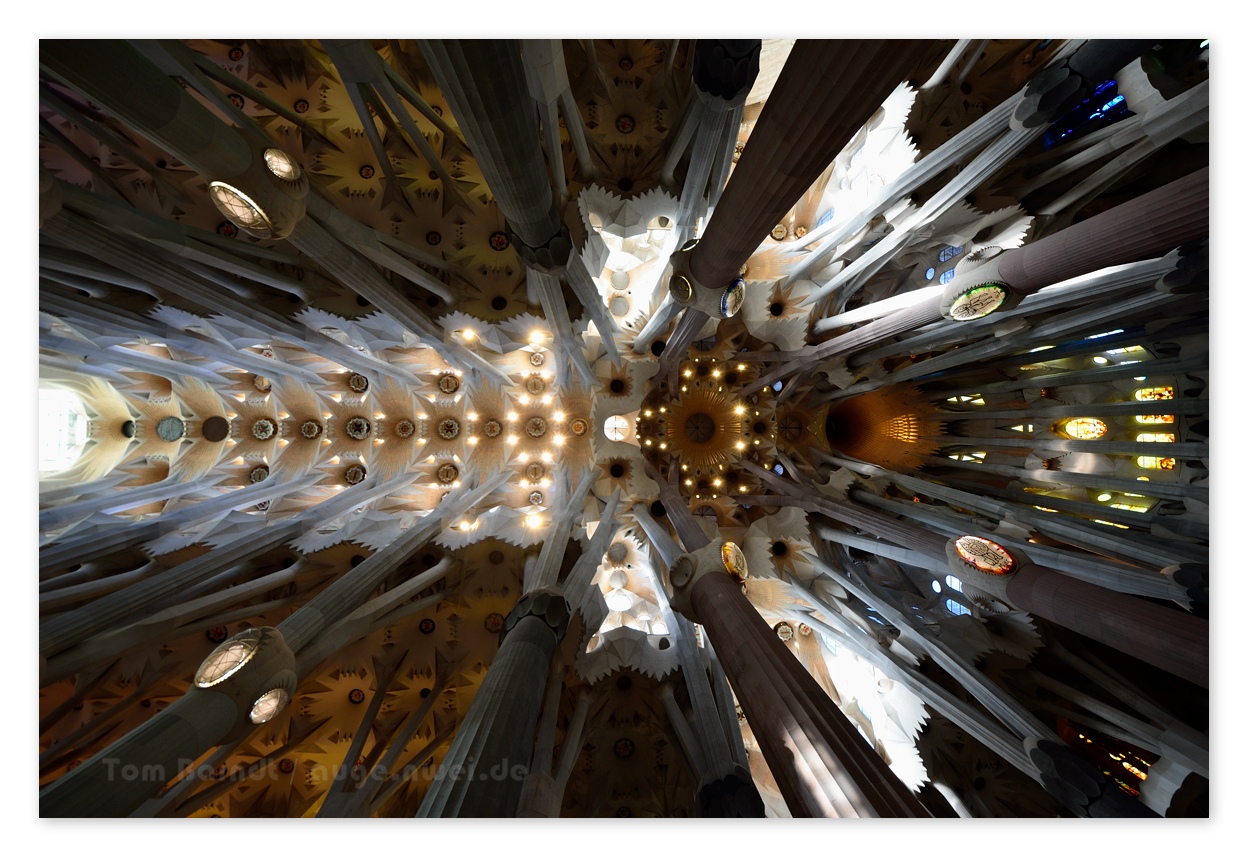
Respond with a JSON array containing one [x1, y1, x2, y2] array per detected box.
[[501, 588, 571, 644], [252, 419, 276, 440], [438, 418, 461, 440]]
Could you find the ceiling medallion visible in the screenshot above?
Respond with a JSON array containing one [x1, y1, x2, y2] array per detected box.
[[613, 738, 635, 759], [794, 225, 808, 238], [345, 464, 367, 485], [529, 351, 545, 366], [528, 490, 544, 505], [278, 758, 296, 774], [348, 688, 366, 705], [650, 387, 743, 472], [206, 625, 229, 644], [438, 418, 461, 440], [301, 420, 323, 439], [798, 622, 812, 636], [683, 412, 716, 443], [949, 283, 1009, 321], [775, 621, 794, 642], [526, 462, 545, 481], [251, 419, 276, 440], [438, 463, 459, 484], [253, 375, 271, 392], [484, 612, 505, 633], [570, 418, 588, 436], [418, 618, 436, 635], [770, 223, 788, 240], [483, 419, 502, 438], [348, 374, 369, 393], [615, 115, 636, 134], [489, 231, 510, 251], [249, 465, 269, 484], [721, 541, 748, 581], [526, 417, 547, 438], [394, 419, 415, 438], [358, 164, 375, 179], [438, 373, 460, 394], [954, 535, 1016, 575], [426, 231, 441, 245], [228, 46, 244, 61], [293, 98, 310, 114], [526, 375, 546, 395], [345, 417, 372, 440], [156, 415, 187, 442]]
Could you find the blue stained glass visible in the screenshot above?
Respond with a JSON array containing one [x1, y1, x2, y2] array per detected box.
[[772, 381, 784, 392], [925, 267, 935, 281], [816, 209, 834, 227], [938, 245, 964, 262], [1101, 94, 1125, 112], [774, 463, 785, 476], [1093, 79, 1116, 95], [939, 269, 956, 285], [946, 599, 971, 616]]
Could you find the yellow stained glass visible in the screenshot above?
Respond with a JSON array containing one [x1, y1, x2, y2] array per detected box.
[[1059, 417, 1108, 440]]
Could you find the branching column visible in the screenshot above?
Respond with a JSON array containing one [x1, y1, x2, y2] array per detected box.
[[667, 542, 929, 817], [416, 589, 571, 818]]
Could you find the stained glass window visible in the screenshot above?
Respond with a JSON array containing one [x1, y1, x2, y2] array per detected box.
[[1058, 417, 1108, 440]]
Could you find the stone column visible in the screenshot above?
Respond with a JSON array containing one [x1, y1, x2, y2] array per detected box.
[[416, 589, 571, 818], [40, 626, 298, 817], [42, 40, 308, 240], [667, 540, 929, 817], [684, 40, 930, 295], [948, 539, 1208, 688]]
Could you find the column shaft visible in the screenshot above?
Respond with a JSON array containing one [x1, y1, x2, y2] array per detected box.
[[689, 40, 931, 290], [690, 571, 928, 817]]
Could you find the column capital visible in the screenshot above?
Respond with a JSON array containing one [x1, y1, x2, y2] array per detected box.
[[502, 588, 571, 644], [188, 625, 298, 741], [667, 539, 748, 623], [666, 239, 747, 318], [507, 217, 573, 275], [937, 246, 1024, 322], [942, 533, 1033, 605], [697, 763, 765, 818]]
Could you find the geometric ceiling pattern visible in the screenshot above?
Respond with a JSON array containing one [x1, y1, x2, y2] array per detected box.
[[37, 37, 1209, 820]]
